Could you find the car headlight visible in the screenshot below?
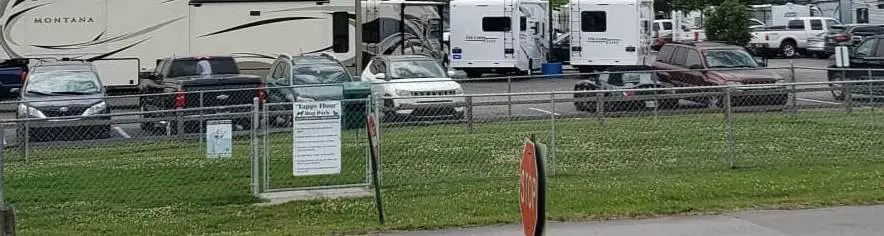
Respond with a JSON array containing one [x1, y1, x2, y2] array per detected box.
[[18, 104, 46, 118], [395, 89, 411, 96], [454, 87, 464, 94], [82, 102, 107, 116]]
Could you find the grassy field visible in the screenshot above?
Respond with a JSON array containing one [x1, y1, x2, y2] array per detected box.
[[4, 110, 884, 235]]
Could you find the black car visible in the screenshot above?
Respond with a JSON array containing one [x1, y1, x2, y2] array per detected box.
[[573, 66, 678, 112], [827, 35, 884, 100], [15, 61, 111, 141], [0, 59, 28, 99], [824, 24, 884, 55]]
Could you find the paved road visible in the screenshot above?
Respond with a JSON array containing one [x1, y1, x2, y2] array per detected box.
[[373, 205, 884, 236], [0, 58, 851, 143]]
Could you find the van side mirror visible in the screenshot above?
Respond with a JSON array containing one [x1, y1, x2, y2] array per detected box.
[[374, 73, 386, 80], [9, 88, 20, 95]]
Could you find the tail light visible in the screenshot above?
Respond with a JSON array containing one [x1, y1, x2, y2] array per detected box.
[[765, 34, 769, 41], [623, 90, 636, 97], [19, 71, 27, 82], [174, 88, 186, 109]]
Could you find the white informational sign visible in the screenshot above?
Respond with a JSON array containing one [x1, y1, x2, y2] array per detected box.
[[293, 101, 342, 176], [835, 46, 850, 68], [206, 120, 233, 159]]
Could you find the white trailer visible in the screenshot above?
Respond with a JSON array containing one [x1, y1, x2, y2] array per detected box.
[[568, 0, 653, 72], [751, 3, 824, 26], [0, 0, 447, 92], [449, 0, 550, 78]]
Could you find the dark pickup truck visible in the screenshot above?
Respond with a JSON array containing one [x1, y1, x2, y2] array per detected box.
[[139, 56, 264, 134], [0, 60, 27, 98]]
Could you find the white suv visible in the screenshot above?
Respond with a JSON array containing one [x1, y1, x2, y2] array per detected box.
[[360, 55, 465, 121]]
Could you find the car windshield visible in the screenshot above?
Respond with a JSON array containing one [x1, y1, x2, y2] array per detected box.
[[292, 63, 350, 84], [389, 60, 447, 79], [25, 71, 101, 95], [704, 49, 759, 68]]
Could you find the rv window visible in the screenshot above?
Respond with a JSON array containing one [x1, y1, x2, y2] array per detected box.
[[810, 20, 823, 30], [482, 17, 512, 32], [520, 17, 527, 31], [662, 21, 672, 30], [580, 11, 606, 32], [332, 12, 349, 53], [653, 23, 660, 31], [787, 20, 805, 29], [857, 8, 870, 24]]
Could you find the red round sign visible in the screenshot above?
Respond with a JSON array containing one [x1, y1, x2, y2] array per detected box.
[[520, 137, 544, 236]]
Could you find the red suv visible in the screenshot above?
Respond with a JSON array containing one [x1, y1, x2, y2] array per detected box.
[[652, 42, 788, 108]]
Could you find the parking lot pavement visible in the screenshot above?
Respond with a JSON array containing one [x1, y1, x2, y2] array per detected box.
[[0, 58, 851, 144], [373, 205, 884, 236]]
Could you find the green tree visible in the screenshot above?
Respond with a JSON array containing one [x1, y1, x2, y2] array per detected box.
[[703, 0, 752, 46]]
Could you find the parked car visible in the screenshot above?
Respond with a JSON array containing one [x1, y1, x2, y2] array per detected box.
[[653, 41, 788, 108], [0, 62, 25, 99], [139, 56, 264, 134], [823, 24, 884, 55], [16, 60, 111, 141], [749, 17, 841, 58], [360, 55, 465, 121], [826, 35, 884, 100], [262, 52, 371, 127], [651, 33, 673, 51], [573, 65, 678, 112]]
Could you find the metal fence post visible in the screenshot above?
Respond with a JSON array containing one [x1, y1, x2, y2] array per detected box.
[[251, 97, 260, 196], [22, 101, 29, 164], [199, 92, 205, 146], [845, 79, 853, 113], [725, 87, 736, 168], [262, 99, 269, 191], [548, 93, 556, 176], [789, 61, 798, 116], [595, 91, 605, 127], [0, 127, 12, 236], [867, 68, 873, 105], [465, 96, 473, 131], [507, 76, 513, 123]]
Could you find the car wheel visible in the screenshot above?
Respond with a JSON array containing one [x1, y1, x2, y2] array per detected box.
[[706, 95, 724, 109], [465, 70, 482, 78], [830, 72, 846, 101], [781, 41, 798, 58], [574, 87, 597, 112]]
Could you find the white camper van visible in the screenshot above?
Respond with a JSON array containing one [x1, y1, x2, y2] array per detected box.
[[568, 0, 653, 72], [751, 3, 824, 26], [449, 0, 550, 78], [0, 0, 447, 93]]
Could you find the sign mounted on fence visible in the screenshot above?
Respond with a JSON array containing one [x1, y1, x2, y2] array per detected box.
[[520, 136, 546, 236], [293, 101, 342, 176], [835, 46, 850, 68], [206, 120, 232, 159]]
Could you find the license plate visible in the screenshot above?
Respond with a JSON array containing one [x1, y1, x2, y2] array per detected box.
[[644, 100, 657, 108]]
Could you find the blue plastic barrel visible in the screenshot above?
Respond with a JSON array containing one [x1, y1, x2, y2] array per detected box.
[[542, 62, 563, 79]]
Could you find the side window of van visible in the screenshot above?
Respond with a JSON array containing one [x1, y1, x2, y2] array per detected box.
[[482, 17, 511, 32], [580, 11, 606, 32]]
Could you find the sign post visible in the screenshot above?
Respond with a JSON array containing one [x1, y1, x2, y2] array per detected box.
[[366, 113, 385, 224], [520, 135, 546, 236]]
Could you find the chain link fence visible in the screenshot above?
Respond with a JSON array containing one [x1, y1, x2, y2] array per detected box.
[[0, 65, 882, 234]]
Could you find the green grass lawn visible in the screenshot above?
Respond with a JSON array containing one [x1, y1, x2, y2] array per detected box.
[[4, 110, 884, 235]]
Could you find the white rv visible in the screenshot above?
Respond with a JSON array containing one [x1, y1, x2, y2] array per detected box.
[[751, 3, 824, 26], [0, 0, 447, 92], [568, 0, 653, 72], [449, 0, 550, 78]]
